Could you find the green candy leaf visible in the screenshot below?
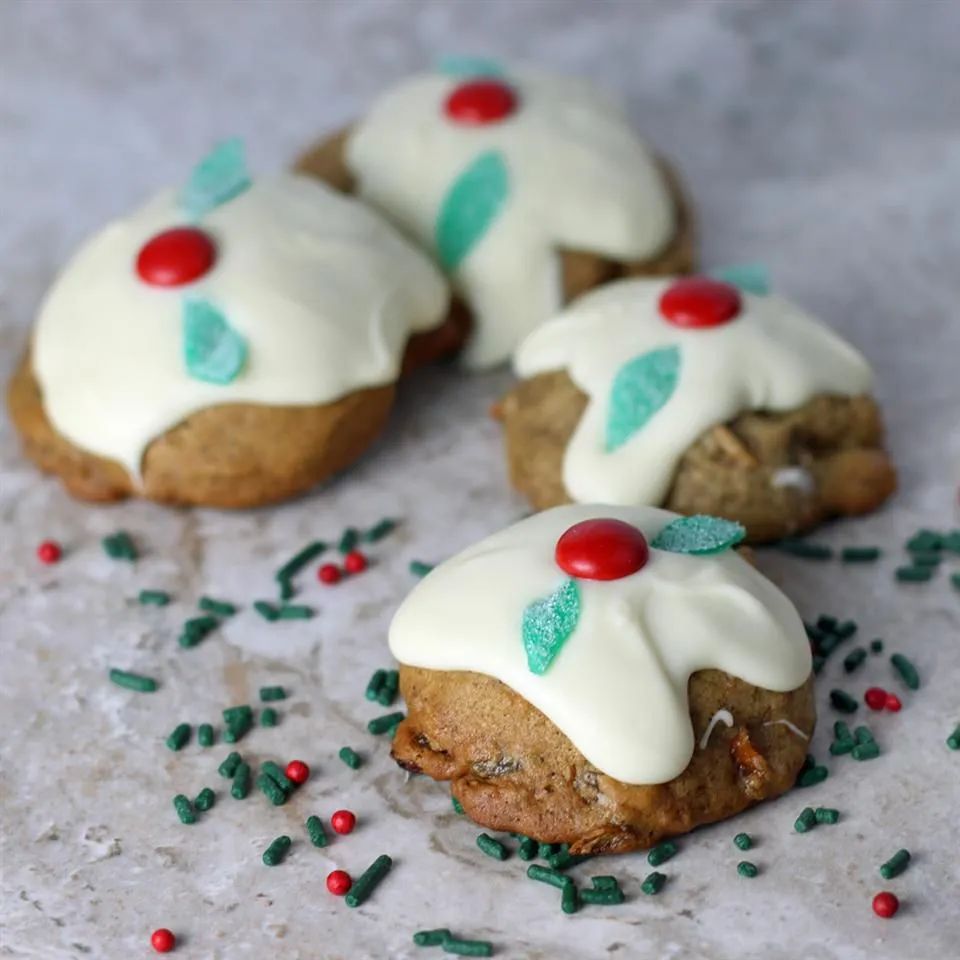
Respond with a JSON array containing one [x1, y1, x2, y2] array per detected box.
[[522, 578, 581, 676], [180, 138, 251, 220], [710, 263, 770, 296], [605, 345, 681, 451], [651, 515, 746, 555], [437, 55, 505, 79], [435, 150, 509, 271], [182, 299, 247, 385]]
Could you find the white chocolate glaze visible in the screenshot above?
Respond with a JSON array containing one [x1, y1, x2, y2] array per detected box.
[[699, 709, 735, 749], [764, 718, 810, 740], [32, 175, 449, 478], [346, 69, 676, 369], [389, 504, 812, 785], [514, 278, 874, 506]]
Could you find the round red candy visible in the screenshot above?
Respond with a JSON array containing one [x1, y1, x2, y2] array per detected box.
[[285, 760, 310, 785], [555, 519, 649, 581], [864, 687, 888, 711], [885, 692, 902, 712], [36, 540, 62, 564], [150, 928, 176, 953], [318, 563, 341, 585], [872, 891, 899, 918], [330, 809, 356, 835], [343, 551, 368, 575], [659, 277, 741, 329], [445, 79, 517, 125], [136, 227, 216, 287], [326, 869, 352, 896]]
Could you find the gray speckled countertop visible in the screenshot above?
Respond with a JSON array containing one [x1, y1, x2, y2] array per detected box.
[[1, 2, 959, 958]]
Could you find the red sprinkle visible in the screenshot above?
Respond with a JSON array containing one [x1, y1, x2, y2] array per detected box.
[[555, 518, 649, 581], [326, 869, 352, 896], [659, 277, 742, 329], [151, 928, 176, 953], [445, 79, 518, 125], [330, 809, 356, 835], [136, 227, 216, 287], [36, 540, 62, 564], [285, 760, 310, 785], [318, 563, 341, 585], [872, 891, 899, 918], [864, 687, 888, 711], [343, 551, 368, 575], [885, 692, 902, 712]]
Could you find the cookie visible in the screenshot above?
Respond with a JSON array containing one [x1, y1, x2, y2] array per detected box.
[[389, 505, 815, 854], [7, 141, 458, 508], [295, 61, 695, 369], [500, 276, 897, 543]]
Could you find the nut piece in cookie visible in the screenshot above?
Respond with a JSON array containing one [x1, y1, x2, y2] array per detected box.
[[8, 140, 457, 508], [295, 61, 696, 369], [502, 276, 896, 542], [389, 505, 815, 854]]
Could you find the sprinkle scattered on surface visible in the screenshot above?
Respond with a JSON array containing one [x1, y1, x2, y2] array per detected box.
[[890, 653, 920, 690], [138, 589, 171, 606], [165, 723, 191, 752], [345, 854, 393, 908], [108, 668, 158, 693], [262, 835, 291, 866]]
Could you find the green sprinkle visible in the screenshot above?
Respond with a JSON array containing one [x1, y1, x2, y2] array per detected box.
[[452, 796, 465, 815], [338, 527, 360, 554], [843, 648, 867, 673], [830, 689, 859, 714], [560, 879, 579, 914], [778, 539, 832, 559], [260, 707, 278, 727], [907, 529, 942, 553], [413, 929, 452, 947], [804, 622, 824, 642], [647, 840, 678, 867], [895, 566, 932, 583], [197, 723, 214, 747], [841, 547, 881, 563], [178, 615, 219, 648], [879, 848, 911, 879], [945, 531, 960, 554], [815, 807, 840, 824], [538, 842, 559, 859], [222, 704, 253, 723], [275, 541, 327, 583], [165, 723, 191, 752], [547, 850, 591, 871], [476, 833, 509, 861], [277, 604, 314, 620], [138, 589, 171, 606], [306, 815, 328, 848], [363, 518, 397, 543], [829, 738, 854, 756], [797, 765, 828, 787], [733, 833, 753, 851], [262, 835, 291, 866], [108, 668, 157, 693], [580, 887, 624, 905], [518, 836, 538, 861], [345, 854, 393, 908], [891, 653, 920, 690], [173, 794, 195, 824], [368, 711, 405, 735], [253, 600, 280, 622], [590, 876, 621, 892], [870, 638, 884, 654], [442, 940, 493, 958], [833, 721, 852, 741], [834, 620, 857, 639], [794, 807, 817, 833], [262, 761, 296, 793], [194, 787, 215, 812], [257, 773, 287, 806], [223, 713, 253, 743], [259, 686, 287, 702], [854, 725, 875, 744], [278, 577, 295, 602], [102, 531, 137, 560], [218, 751, 242, 778], [376, 670, 400, 707], [365, 669, 387, 701], [640, 871, 667, 895], [527, 864, 568, 889], [816, 615, 838, 633], [947, 725, 960, 750], [951, 572, 960, 592], [231, 762, 251, 799], [198, 596, 237, 616], [812, 655, 826, 675], [911, 551, 942, 567], [339, 746, 362, 769], [737, 861, 759, 878], [852, 741, 880, 761], [410, 560, 434, 578]]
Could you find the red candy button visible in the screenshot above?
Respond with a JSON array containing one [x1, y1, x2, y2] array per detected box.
[[864, 687, 887, 711], [326, 869, 352, 896], [872, 891, 899, 918], [659, 277, 741, 329], [445, 79, 518, 125], [150, 928, 176, 953], [136, 227, 216, 287], [555, 519, 649, 581]]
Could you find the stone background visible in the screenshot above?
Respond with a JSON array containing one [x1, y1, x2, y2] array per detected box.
[[1, 1, 958, 958]]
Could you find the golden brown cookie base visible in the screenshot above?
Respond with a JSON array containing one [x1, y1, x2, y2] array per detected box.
[[294, 128, 697, 303], [6, 312, 469, 508], [392, 666, 815, 854], [499, 371, 897, 543]]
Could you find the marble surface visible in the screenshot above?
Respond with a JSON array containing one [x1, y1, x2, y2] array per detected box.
[[1, 1, 959, 958]]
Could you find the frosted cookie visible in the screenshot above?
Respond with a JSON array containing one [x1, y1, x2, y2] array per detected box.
[[295, 60, 695, 369], [389, 505, 815, 854], [499, 276, 897, 542], [8, 141, 457, 508]]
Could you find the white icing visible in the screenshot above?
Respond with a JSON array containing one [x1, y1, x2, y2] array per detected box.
[[699, 709, 735, 749], [389, 504, 812, 785], [346, 69, 676, 369], [764, 718, 810, 740], [32, 175, 449, 478], [514, 278, 874, 507]]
